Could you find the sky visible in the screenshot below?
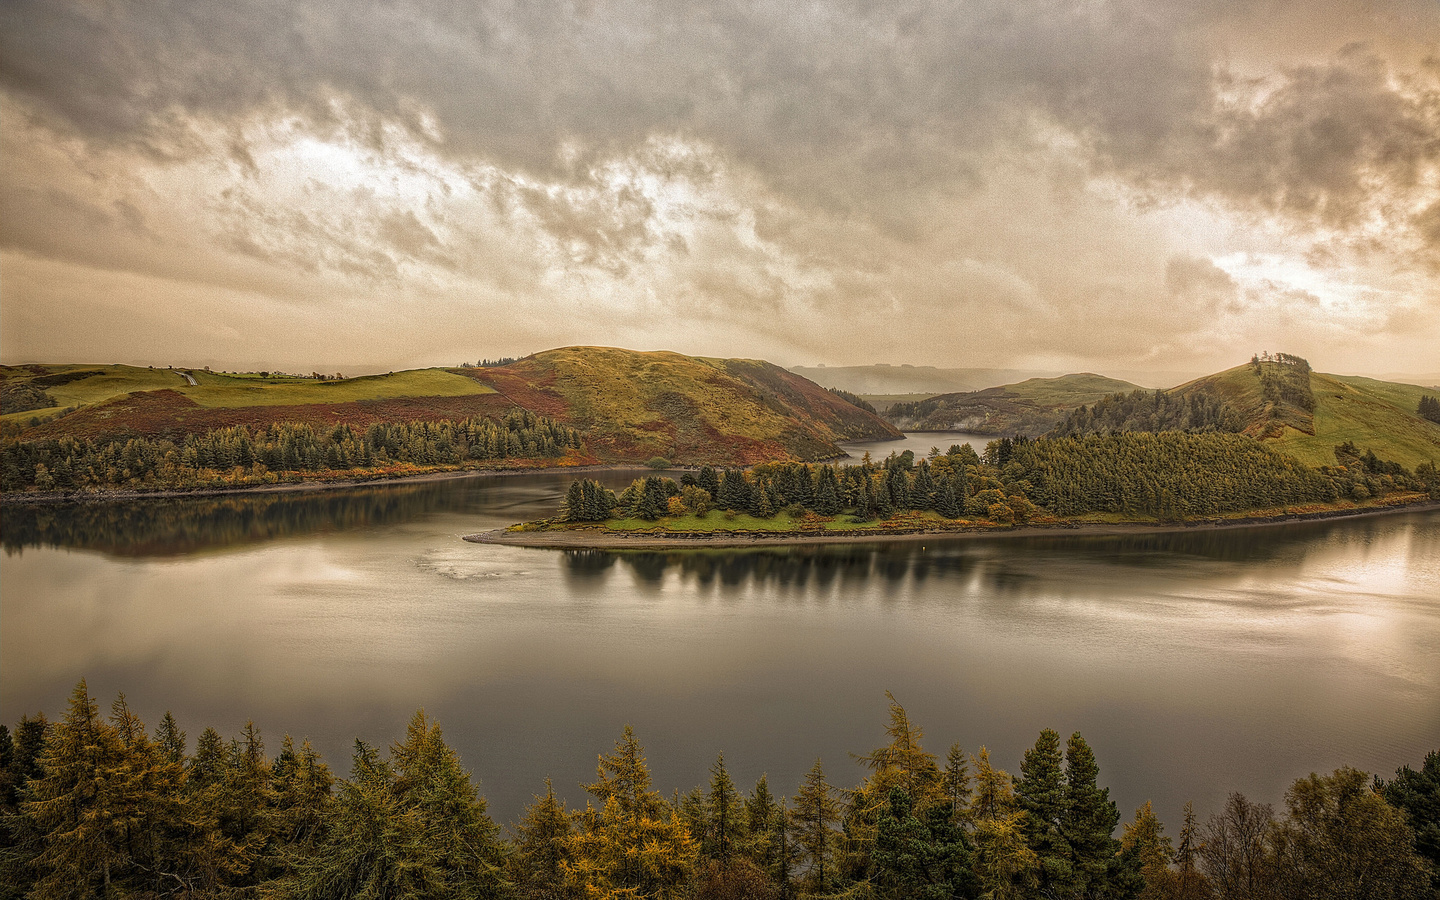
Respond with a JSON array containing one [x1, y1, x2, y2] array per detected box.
[[2, 0, 1438, 377]]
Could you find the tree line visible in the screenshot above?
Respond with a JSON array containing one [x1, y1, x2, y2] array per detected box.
[[826, 388, 879, 416], [1, 683, 1434, 899], [1050, 391, 1244, 438], [1, 411, 582, 494], [560, 435, 1436, 527], [1420, 396, 1440, 426]]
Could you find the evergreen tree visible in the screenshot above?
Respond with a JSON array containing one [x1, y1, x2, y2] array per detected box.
[[510, 778, 575, 899], [1120, 801, 1174, 900], [1376, 750, 1440, 893], [572, 726, 697, 899], [705, 753, 746, 865], [873, 787, 976, 900], [793, 758, 839, 894], [944, 742, 973, 826], [1016, 728, 1073, 897], [1061, 731, 1123, 897], [814, 466, 842, 516], [935, 477, 962, 519], [912, 460, 937, 511], [699, 465, 720, 498]]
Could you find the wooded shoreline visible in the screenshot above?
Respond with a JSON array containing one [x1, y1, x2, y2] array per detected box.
[[465, 496, 1440, 550]]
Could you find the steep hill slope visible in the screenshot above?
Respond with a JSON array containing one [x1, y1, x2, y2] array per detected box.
[[886, 373, 1142, 436], [462, 347, 900, 464]]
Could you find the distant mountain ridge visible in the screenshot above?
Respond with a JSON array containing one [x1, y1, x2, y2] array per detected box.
[[885, 373, 1144, 435]]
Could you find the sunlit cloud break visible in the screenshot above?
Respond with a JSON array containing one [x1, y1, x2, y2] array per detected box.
[[2, 0, 1438, 376]]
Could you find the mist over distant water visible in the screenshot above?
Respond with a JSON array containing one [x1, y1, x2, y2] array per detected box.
[[3, 467, 1437, 831]]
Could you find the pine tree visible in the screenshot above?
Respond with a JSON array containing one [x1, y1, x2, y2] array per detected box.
[[944, 743, 973, 825], [912, 460, 936, 510], [1062, 732, 1122, 897], [22, 681, 131, 896], [935, 478, 962, 519], [873, 787, 975, 900], [155, 711, 187, 764], [572, 726, 697, 899], [792, 758, 840, 894], [510, 778, 575, 899], [815, 466, 842, 516], [1016, 728, 1073, 897], [1121, 801, 1174, 900], [705, 753, 746, 865]]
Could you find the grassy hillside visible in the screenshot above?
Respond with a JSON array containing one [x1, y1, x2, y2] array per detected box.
[[2, 349, 899, 470], [1070, 359, 1440, 470], [463, 347, 900, 464], [886, 373, 1141, 435], [1, 364, 514, 443], [1275, 374, 1440, 468]]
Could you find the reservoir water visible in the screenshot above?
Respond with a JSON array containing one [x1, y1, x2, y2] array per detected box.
[[3, 435, 1437, 832]]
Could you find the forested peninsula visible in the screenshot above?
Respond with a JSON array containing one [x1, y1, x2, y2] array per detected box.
[[485, 431, 1439, 547], [3, 682, 1435, 900]]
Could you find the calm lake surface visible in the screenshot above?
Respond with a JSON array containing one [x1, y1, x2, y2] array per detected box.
[[4, 434, 1438, 832]]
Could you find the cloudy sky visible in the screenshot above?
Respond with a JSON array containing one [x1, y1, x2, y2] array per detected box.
[[2, 0, 1438, 376]]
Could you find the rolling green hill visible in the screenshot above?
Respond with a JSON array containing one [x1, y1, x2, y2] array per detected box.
[[1, 364, 511, 444], [885, 373, 1143, 435], [1060, 357, 1440, 470], [462, 347, 900, 464], [1, 349, 900, 479]]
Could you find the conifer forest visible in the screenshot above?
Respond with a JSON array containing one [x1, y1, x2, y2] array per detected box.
[[2, 683, 1435, 900]]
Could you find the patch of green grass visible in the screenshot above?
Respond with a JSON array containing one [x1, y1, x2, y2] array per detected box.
[[180, 369, 495, 408], [604, 511, 818, 532], [39, 365, 195, 407], [1000, 373, 1143, 406], [1272, 373, 1440, 469]]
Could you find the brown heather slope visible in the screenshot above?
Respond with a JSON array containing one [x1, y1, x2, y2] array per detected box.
[[23, 389, 521, 444], [461, 347, 900, 464], [7, 350, 899, 467]]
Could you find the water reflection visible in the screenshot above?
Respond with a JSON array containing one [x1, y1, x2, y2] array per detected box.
[[1, 483, 464, 557], [1, 470, 641, 558], [558, 512, 1432, 596], [1, 466, 1436, 835]]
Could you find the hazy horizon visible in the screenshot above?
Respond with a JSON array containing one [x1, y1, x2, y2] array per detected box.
[[3, 0, 1439, 376]]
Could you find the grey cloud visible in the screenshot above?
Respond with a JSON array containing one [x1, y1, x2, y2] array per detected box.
[[1165, 255, 1239, 313], [7, 0, 1434, 251]]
